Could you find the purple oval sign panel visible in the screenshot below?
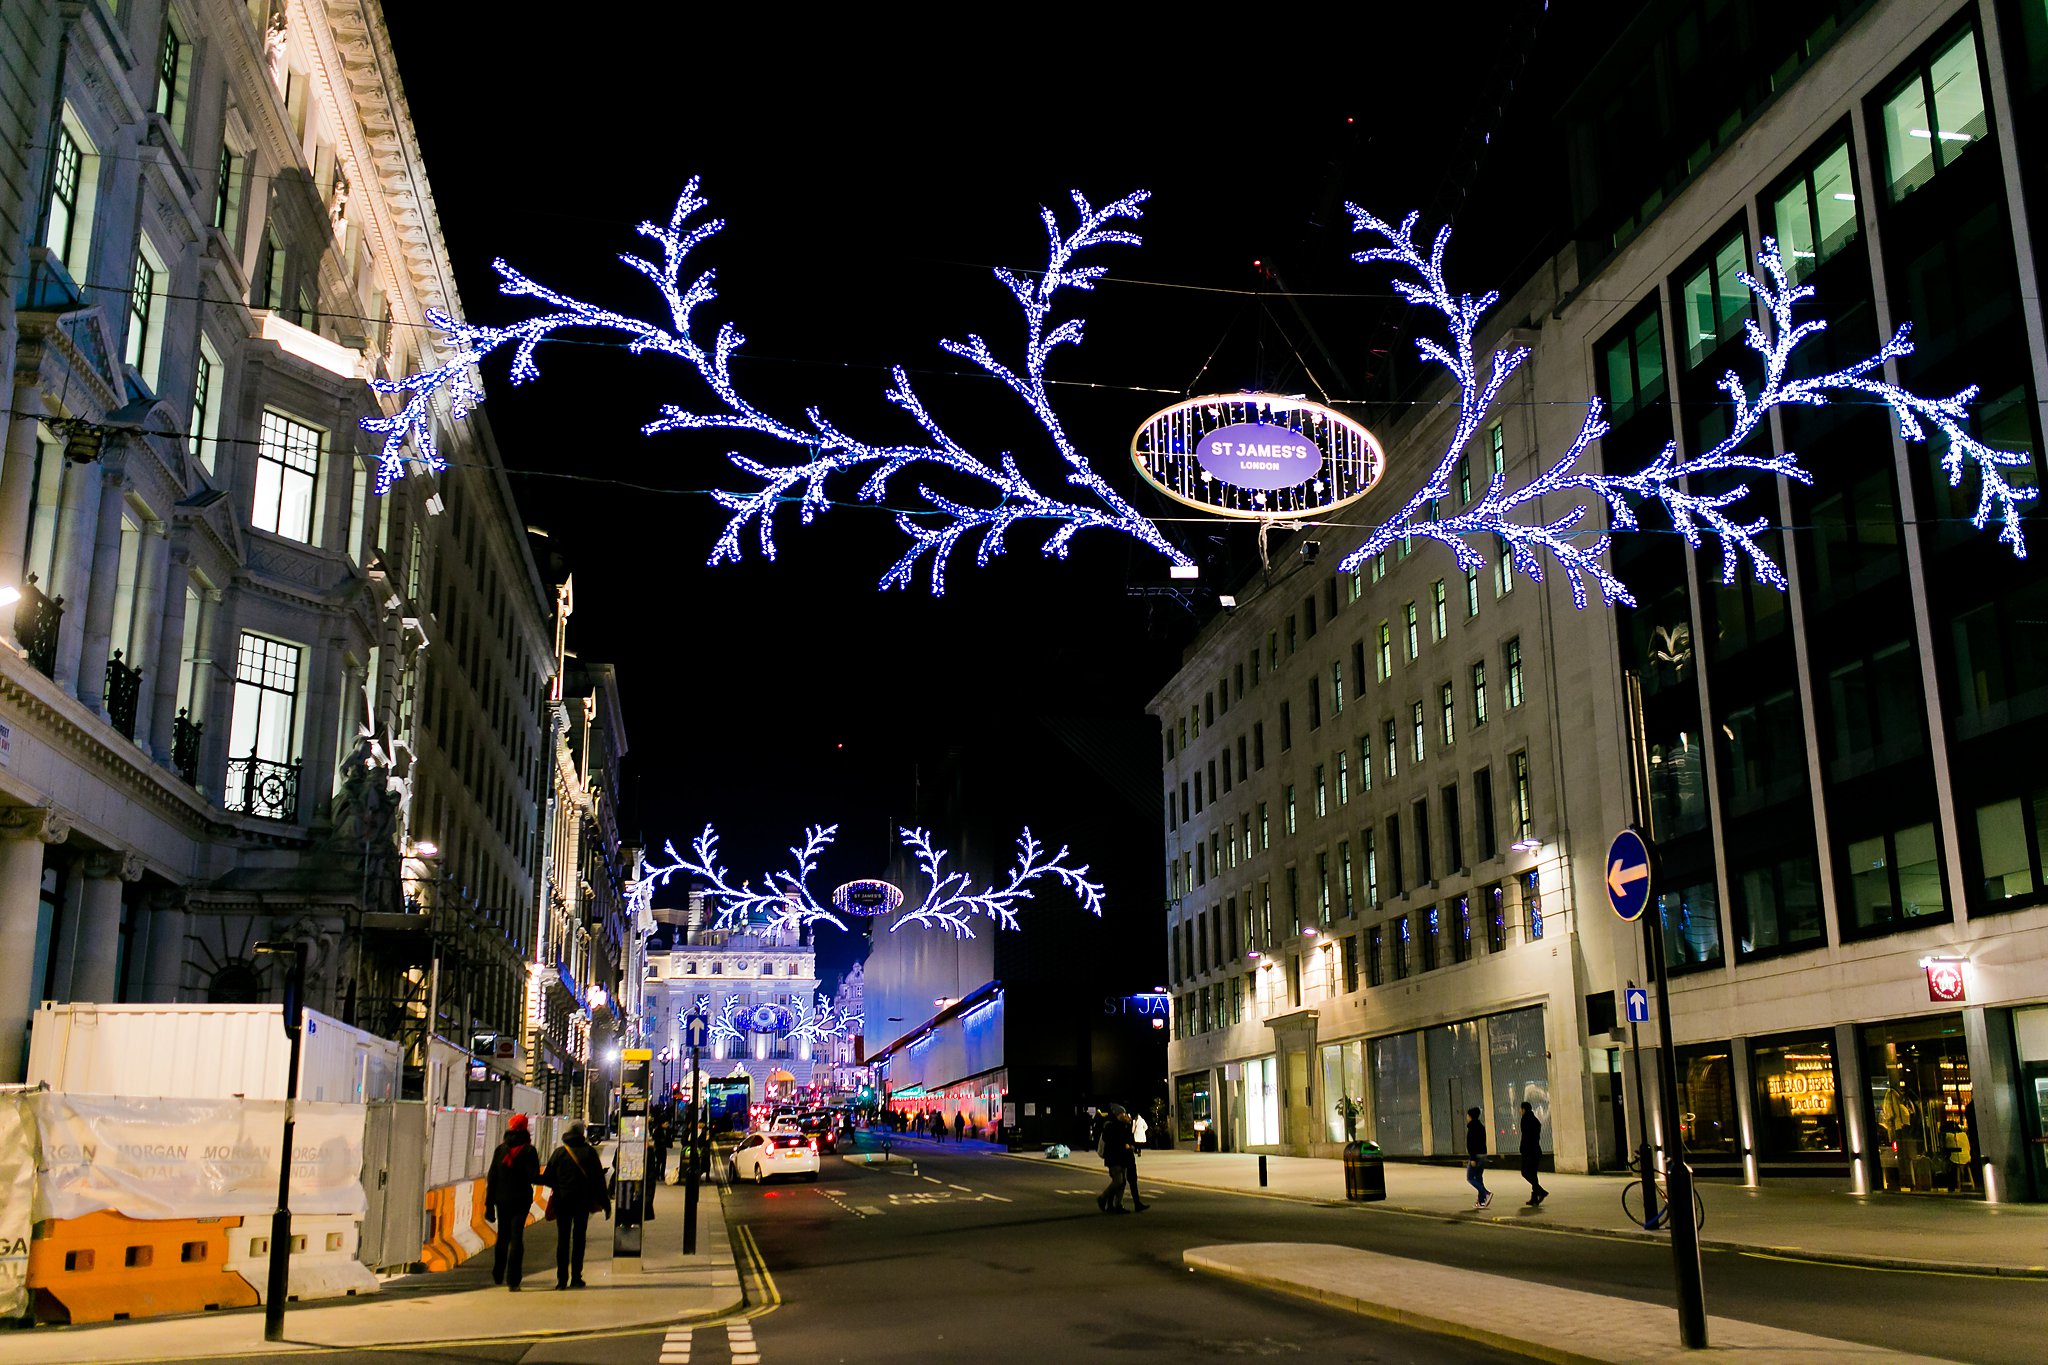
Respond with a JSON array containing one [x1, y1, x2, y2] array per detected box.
[[1196, 423, 1324, 491]]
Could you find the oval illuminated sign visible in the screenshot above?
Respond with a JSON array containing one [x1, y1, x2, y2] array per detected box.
[[1131, 393, 1385, 520], [1196, 423, 1323, 490], [831, 879, 905, 917]]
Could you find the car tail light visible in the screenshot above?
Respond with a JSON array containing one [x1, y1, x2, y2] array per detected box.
[[808, 1139, 817, 1152]]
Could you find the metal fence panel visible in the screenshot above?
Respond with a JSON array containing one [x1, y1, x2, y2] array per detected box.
[[358, 1099, 427, 1271]]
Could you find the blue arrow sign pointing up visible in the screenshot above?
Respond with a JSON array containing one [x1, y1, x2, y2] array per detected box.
[[1606, 828, 1654, 922]]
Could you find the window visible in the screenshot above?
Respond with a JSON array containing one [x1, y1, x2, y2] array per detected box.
[[1280, 702, 1293, 751], [1253, 722, 1265, 770], [1404, 603, 1419, 659], [1238, 734, 1248, 781], [1250, 647, 1260, 687], [1339, 839, 1353, 914], [1510, 752, 1533, 840], [1880, 26, 1988, 204], [1487, 420, 1505, 482], [43, 120, 91, 278], [254, 410, 322, 542], [1313, 765, 1327, 818], [1383, 718, 1398, 780], [1258, 802, 1269, 850], [1443, 783, 1463, 873], [1366, 924, 1384, 986], [150, 20, 189, 136], [1451, 895, 1472, 964], [1420, 904, 1439, 971], [1523, 869, 1544, 940], [1431, 580, 1448, 640], [1843, 822, 1948, 935], [1657, 879, 1723, 971], [255, 228, 287, 312], [1391, 915, 1410, 979], [1456, 452, 1472, 505], [1376, 623, 1393, 680], [1221, 751, 1232, 795], [214, 146, 245, 239], [1336, 752, 1349, 807], [1363, 828, 1379, 907], [1331, 660, 1345, 715], [1464, 567, 1480, 618], [1474, 767, 1497, 862], [1387, 813, 1404, 895], [1286, 616, 1298, 655], [1286, 866, 1301, 934], [1317, 852, 1331, 922], [1770, 137, 1858, 284], [1304, 595, 1318, 638], [1219, 676, 1230, 715], [1413, 796, 1434, 885], [1358, 735, 1373, 792], [1678, 231, 1751, 366], [125, 247, 159, 385], [1439, 682, 1456, 747], [188, 347, 215, 468], [1285, 785, 1297, 835], [1289, 953, 1302, 1008], [1471, 661, 1489, 727], [1308, 681, 1322, 731], [1505, 638, 1524, 708], [1494, 537, 1515, 597], [1342, 934, 1359, 993], [1974, 786, 2048, 910], [1599, 307, 1667, 425], [1411, 701, 1426, 764], [1485, 883, 1506, 952], [228, 632, 301, 772]]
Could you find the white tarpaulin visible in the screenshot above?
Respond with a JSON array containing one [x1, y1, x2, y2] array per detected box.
[[32, 1092, 367, 1221], [0, 1093, 33, 1319]]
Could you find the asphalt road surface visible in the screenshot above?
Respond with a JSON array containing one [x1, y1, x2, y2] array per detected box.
[[141, 1130, 2048, 1364]]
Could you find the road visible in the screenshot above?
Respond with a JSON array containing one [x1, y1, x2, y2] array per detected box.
[[139, 1130, 2048, 1364]]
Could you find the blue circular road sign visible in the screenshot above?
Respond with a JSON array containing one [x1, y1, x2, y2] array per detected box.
[[1606, 828, 1654, 922]]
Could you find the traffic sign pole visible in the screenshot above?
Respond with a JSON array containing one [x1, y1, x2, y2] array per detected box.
[[683, 1014, 706, 1256]]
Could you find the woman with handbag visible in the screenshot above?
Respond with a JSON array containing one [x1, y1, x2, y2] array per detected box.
[[541, 1123, 610, 1288]]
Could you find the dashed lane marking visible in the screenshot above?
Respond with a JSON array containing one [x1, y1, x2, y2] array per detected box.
[[921, 1175, 944, 1184], [948, 1183, 972, 1191], [816, 1185, 870, 1219]]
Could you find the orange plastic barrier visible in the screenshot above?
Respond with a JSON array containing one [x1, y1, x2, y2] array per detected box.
[[28, 1211, 258, 1324]]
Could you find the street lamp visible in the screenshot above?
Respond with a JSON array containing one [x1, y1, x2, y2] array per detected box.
[[252, 940, 306, 1343]]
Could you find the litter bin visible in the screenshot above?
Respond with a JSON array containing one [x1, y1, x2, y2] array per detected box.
[[1343, 1140, 1385, 1201]]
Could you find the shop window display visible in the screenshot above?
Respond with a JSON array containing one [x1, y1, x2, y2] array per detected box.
[[1749, 1035, 1843, 1158], [1863, 1015, 1976, 1195], [1675, 1042, 1740, 1157], [1487, 1006, 1551, 1155], [1371, 1032, 1423, 1155]]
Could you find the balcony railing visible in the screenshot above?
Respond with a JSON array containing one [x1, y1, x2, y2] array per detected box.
[[14, 574, 62, 678], [225, 752, 300, 823], [104, 650, 142, 739], [172, 708, 203, 786]]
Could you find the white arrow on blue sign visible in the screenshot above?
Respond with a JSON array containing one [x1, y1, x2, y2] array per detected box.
[[1605, 828, 1654, 922], [1625, 987, 1650, 1024], [684, 1014, 709, 1050]]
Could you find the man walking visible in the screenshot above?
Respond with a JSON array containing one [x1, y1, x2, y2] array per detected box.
[[1464, 1105, 1493, 1209], [1520, 1100, 1549, 1206], [1096, 1104, 1134, 1212], [484, 1114, 540, 1290], [542, 1122, 610, 1289]]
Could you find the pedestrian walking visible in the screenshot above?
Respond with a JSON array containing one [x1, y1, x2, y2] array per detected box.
[[931, 1112, 946, 1142], [1464, 1106, 1493, 1209], [1520, 1101, 1548, 1206], [953, 1111, 965, 1142], [484, 1114, 540, 1290], [542, 1122, 611, 1289], [1096, 1104, 1135, 1213], [1123, 1106, 1149, 1212]]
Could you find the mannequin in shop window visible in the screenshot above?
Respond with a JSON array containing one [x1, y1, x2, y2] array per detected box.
[[1942, 1116, 1972, 1191]]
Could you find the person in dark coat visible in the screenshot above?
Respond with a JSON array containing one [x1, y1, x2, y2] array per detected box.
[[1465, 1106, 1493, 1208], [1096, 1105, 1136, 1213], [542, 1122, 610, 1288], [1519, 1101, 1548, 1205], [484, 1114, 540, 1290]]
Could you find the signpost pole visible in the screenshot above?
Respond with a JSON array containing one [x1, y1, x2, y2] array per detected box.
[[1624, 979, 1659, 1229], [683, 1014, 706, 1256], [254, 941, 305, 1344]]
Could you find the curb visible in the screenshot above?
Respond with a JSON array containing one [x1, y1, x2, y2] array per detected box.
[[991, 1152, 2048, 1280], [1184, 1248, 1593, 1365]]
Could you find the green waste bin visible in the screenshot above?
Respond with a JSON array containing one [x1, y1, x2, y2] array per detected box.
[[1343, 1140, 1385, 1201]]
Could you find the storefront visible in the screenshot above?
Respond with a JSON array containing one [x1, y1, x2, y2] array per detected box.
[[1748, 1031, 1847, 1173], [1675, 1041, 1741, 1169], [1336, 1006, 1551, 1159], [1862, 1013, 1976, 1196]]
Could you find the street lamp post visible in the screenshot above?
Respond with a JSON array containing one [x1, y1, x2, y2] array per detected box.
[[253, 940, 306, 1344]]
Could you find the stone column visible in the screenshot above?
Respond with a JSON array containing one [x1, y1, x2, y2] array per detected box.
[[0, 806, 69, 1082], [146, 553, 190, 765], [142, 894, 190, 1001], [0, 383, 41, 597], [196, 587, 234, 800], [48, 458, 108, 695], [75, 467, 130, 713], [70, 851, 144, 1002], [129, 519, 171, 750]]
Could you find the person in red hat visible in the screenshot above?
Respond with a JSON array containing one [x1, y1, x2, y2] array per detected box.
[[485, 1114, 541, 1289]]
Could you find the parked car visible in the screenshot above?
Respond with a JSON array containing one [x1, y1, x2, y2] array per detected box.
[[727, 1130, 821, 1183]]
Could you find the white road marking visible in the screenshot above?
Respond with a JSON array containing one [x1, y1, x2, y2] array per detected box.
[[729, 1318, 760, 1364], [921, 1175, 943, 1184], [659, 1324, 692, 1363], [947, 1183, 972, 1191], [1054, 1188, 1096, 1194], [854, 1205, 883, 1215]]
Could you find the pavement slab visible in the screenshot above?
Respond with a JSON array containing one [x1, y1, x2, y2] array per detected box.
[[1185, 1241, 1959, 1364]]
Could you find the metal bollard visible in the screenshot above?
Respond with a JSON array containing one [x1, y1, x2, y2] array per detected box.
[[1258, 1154, 1268, 1187]]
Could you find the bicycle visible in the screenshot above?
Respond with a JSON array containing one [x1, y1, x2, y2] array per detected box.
[[1622, 1155, 1705, 1231]]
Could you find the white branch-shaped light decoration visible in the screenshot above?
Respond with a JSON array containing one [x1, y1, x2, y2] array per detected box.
[[787, 993, 850, 1047], [711, 993, 745, 1048], [362, 181, 1192, 591], [645, 823, 845, 933], [1338, 209, 2034, 605], [892, 826, 1105, 939]]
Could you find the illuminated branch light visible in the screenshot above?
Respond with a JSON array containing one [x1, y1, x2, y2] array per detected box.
[[1335, 210, 2033, 606], [892, 826, 1106, 939], [649, 823, 846, 933], [788, 992, 851, 1046], [359, 181, 1195, 590]]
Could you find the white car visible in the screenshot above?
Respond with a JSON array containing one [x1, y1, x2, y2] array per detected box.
[[728, 1130, 821, 1183]]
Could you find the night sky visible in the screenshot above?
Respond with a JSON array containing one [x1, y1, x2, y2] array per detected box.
[[379, 5, 1606, 986]]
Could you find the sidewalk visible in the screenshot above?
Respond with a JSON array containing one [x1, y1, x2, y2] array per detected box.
[[3, 1180, 745, 1363], [1113, 1149, 2048, 1277]]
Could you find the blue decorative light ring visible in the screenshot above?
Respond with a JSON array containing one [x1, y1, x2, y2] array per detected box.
[[739, 1003, 796, 1035], [832, 879, 906, 917]]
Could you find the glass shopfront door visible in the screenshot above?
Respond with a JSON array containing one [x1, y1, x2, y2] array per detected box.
[[1863, 1014, 1976, 1195]]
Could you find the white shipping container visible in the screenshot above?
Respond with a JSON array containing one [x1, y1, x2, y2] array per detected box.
[[25, 1002, 401, 1103]]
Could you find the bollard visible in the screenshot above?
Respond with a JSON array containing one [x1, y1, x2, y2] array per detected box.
[[1258, 1154, 1268, 1187]]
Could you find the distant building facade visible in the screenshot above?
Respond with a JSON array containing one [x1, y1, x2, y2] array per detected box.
[[643, 907, 824, 1104]]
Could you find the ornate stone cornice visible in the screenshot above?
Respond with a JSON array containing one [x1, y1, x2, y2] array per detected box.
[[0, 803, 71, 845], [0, 656, 213, 836]]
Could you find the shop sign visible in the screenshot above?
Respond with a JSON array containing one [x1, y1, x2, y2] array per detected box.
[[1763, 1057, 1837, 1116], [1105, 992, 1169, 1016], [1925, 959, 1966, 1003]]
